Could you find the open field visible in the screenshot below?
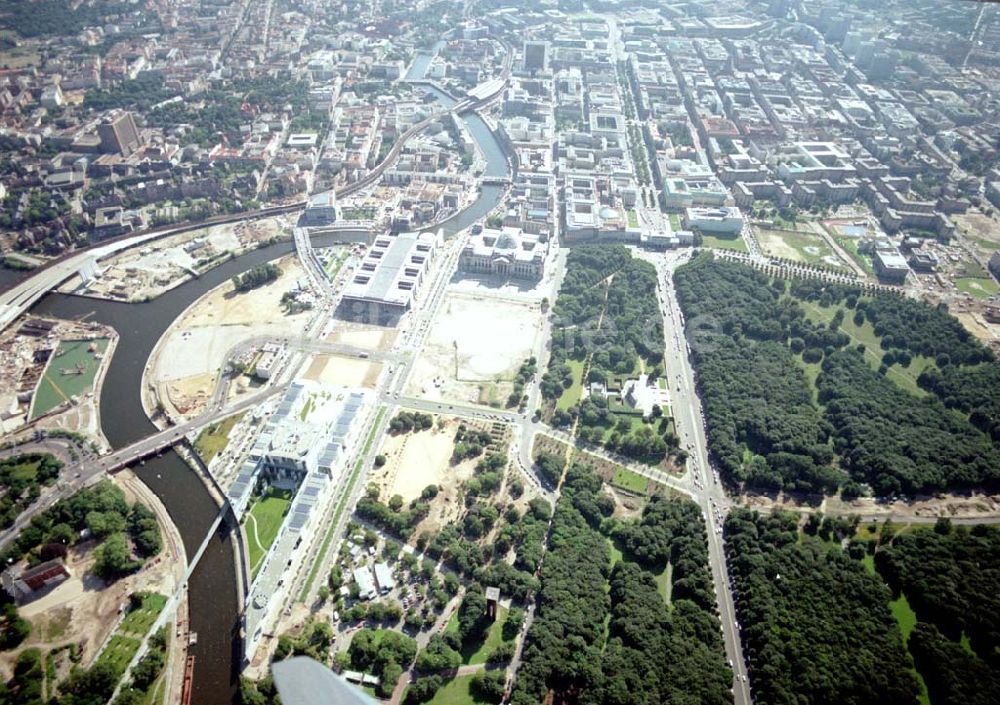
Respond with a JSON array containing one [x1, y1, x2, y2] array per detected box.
[[554, 359, 585, 412], [701, 233, 747, 252], [955, 277, 999, 300], [369, 417, 503, 540], [153, 253, 310, 415], [193, 411, 244, 464], [246, 487, 293, 576], [31, 338, 109, 419], [407, 291, 544, 405], [373, 422, 464, 504], [301, 354, 381, 389], [326, 323, 396, 353], [756, 227, 846, 268], [955, 212, 1000, 253]]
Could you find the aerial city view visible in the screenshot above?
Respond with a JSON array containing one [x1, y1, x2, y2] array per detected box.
[[0, 0, 999, 703]]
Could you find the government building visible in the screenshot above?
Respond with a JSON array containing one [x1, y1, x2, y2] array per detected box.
[[459, 225, 546, 280]]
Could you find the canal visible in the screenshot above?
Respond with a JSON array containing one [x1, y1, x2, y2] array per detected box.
[[25, 66, 512, 705]]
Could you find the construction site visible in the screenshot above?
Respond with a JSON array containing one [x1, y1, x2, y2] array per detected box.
[[59, 216, 292, 303], [146, 253, 311, 420], [0, 316, 116, 442], [405, 290, 545, 407]]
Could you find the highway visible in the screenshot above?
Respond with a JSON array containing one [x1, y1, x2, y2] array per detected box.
[[653, 250, 752, 705]]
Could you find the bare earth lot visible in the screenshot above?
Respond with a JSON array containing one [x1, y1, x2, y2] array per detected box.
[[369, 417, 500, 538], [302, 354, 382, 389], [151, 253, 310, 416], [407, 291, 544, 405]]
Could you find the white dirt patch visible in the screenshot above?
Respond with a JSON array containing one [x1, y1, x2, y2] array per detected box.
[[301, 354, 382, 388], [154, 254, 310, 383], [375, 426, 463, 503], [326, 326, 395, 352], [407, 292, 544, 405]]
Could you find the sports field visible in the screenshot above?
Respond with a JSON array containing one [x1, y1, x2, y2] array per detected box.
[[31, 338, 109, 419], [246, 487, 294, 578]]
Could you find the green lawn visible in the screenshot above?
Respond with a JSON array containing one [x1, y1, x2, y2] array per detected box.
[[700, 233, 748, 252], [795, 298, 933, 397], [246, 487, 294, 577], [668, 213, 682, 230], [654, 563, 672, 604], [98, 635, 142, 677], [324, 248, 349, 278], [299, 395, 315, 422], [445, 605, 510, 665], [861, 553, 875, 575], [31, 338, 109, 419], [890, 593, 918, 643], [607, 538, 624, 569], [610, 467, 648, 494], [756, 227, 847, 268], [94, 593, 167, 679], [120, 594, 168, 636], [412, 674, 481, 705], [194, 412, 244, 464], [889, 592, 931, 705], [468, 605, 510, 665], [555, 359, 586, 411], [626, 210, 639, 228], [955, 277, 999, 299]]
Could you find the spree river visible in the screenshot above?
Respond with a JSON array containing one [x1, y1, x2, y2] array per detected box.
[[24, 78, 511, 704]]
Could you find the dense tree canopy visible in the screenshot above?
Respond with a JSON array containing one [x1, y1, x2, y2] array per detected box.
[[674, 255, 1000, 496], [511, 466, 730, 705], [594, 562, 731, 705], [818, 349, 1000, 495], [724, 510, 919, 705], [673, 257, 837, 493], [510, 465, 611, 705], [875, 524, 1000, 654], [908, 622, 1000, 705], [612, 496, 715, 610], [0, 453, 61, 529], [542, 245, 662, 400], [1, 481, 161, 579]]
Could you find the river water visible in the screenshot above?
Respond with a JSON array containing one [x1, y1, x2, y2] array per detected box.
[[23, 82, 512, 704]]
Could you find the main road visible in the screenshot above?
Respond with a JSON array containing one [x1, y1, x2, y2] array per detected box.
[[653, 249, 752, 705]]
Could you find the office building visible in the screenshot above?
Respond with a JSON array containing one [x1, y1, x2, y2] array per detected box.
[[98, 111, 142, 156], [340, 229, 441, 323], [523, 41, 549, 72]]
